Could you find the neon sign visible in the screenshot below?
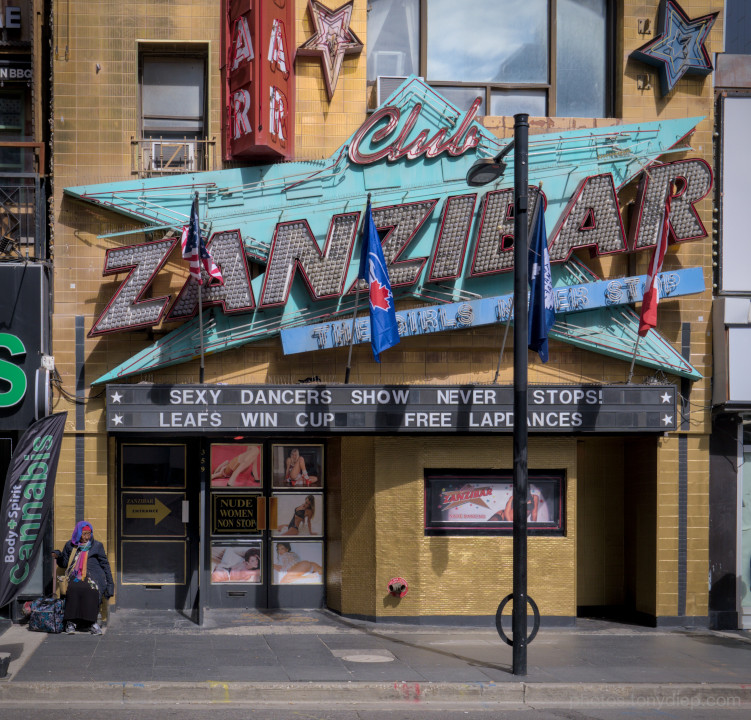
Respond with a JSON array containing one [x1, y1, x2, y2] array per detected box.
[[222, 0, 295, 160], [65, 78, 711, 383]]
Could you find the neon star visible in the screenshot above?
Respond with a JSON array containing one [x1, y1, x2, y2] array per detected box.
[[297, 0, 363, 100], [630, 0, 718, 96]]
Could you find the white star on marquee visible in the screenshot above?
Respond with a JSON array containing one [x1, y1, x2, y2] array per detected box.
[[661, 392, 672, 404], [662, 414, 673, 426], [112, 414, 124, 426], [110, 391, 123, 404], [297, 0, 363, 100]]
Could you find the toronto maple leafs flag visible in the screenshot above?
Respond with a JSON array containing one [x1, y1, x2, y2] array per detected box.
[[528, 198, 555, 362], [181, 196, 224, 286], [358, 199, 400, 362]]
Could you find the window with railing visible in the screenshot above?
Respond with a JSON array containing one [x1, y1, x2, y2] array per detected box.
[[135, 50, 212, 176], [366, 0, 613, 118]]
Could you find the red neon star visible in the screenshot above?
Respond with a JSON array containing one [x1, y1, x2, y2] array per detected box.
[[369, 281, 391, 311], [297, 0, 363, 100]]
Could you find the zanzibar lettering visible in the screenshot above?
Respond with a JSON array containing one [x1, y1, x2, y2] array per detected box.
[[440, 486, 493, 510], [93, 156, 710, 335], [4, 433, 55, 584]]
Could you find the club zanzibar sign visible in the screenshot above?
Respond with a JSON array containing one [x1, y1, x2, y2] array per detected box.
[[65, 78, 711, 383]]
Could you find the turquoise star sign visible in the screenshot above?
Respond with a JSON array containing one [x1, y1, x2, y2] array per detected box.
[[630, 0, 718, 96]]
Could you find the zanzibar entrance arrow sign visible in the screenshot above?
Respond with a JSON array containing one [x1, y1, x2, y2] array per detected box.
[[64, 78, 710, 383]]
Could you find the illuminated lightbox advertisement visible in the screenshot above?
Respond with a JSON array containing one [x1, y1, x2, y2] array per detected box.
[[272, 541, 323, 585], [211, 541, 263, 584], [425, 472, 564, 536], [210, 443, 262, 488], [271, 444, 324, 488]]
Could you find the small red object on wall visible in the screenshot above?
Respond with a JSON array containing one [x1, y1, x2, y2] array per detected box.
[[222, 0, 295, 162], [388, 577, 409, 598]]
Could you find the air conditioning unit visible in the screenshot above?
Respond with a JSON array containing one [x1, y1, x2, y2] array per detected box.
[[376, 76, 423, 106], [148, 141, 196, 172]]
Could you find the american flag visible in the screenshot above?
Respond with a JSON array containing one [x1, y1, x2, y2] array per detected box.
[[181, 197, 224, 286]]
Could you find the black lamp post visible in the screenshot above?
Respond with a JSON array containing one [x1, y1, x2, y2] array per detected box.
[[467, 113, 530, 676]]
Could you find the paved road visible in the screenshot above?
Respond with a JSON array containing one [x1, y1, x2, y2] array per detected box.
[[1, 701, 749, 720]]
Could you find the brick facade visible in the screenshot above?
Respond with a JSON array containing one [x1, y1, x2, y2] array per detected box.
[[49, 0, 720, 623]]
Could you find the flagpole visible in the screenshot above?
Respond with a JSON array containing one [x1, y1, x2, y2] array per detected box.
[[195, 191, 206, 384], [345, 193, 371, 384], [629, 181, 673, 385], [627, 335, 641, 384]]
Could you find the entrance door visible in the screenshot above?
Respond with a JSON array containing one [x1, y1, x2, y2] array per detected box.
[[116, 442, 199, 617], [207, 440, 325, 609]]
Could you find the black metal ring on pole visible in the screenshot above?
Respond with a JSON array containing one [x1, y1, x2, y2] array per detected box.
[[495, 593, 540, 647]]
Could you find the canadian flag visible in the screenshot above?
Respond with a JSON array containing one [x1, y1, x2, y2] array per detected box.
[[638, 181, 674, 337]]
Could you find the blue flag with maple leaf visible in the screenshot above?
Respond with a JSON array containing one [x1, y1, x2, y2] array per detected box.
[[358, 199, 400, 362]]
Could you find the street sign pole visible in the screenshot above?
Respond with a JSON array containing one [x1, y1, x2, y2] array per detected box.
[[512, 113, 529, 676]]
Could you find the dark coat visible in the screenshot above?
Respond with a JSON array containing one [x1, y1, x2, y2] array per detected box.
[[55, 540, 114, 599]]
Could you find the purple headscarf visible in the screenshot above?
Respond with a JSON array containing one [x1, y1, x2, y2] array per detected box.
[[70, 520, 93, 546]]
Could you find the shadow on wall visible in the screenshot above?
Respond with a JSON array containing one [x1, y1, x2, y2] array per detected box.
[[428, 536, 449, 576]]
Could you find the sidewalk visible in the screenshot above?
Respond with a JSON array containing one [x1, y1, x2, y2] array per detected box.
[[1, 609, 750, 705]]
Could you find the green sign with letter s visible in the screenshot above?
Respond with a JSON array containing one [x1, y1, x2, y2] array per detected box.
[[0, 333, 27, 408]]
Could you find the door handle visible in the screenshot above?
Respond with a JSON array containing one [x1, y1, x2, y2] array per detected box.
[[182, 500, 189, 523]]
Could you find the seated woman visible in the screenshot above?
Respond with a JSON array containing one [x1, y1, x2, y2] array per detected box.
[[278, 495, 316, 536], [273, 542, 322, 584], [284, 448, 318, 486], [52, 521, 114, 635], [211, 445, 260, 487]]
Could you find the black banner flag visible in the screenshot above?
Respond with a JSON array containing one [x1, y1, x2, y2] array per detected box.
[[0, 412, 67, 608]]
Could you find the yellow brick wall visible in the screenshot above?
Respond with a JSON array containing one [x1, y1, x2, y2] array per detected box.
[[49, 0, 719, 619], [295, 0, 367, 160], [333, 437, 576, 619], [335, 436, 377, 617], [654, 435, 710, 617], [50, 0, 224, 554]]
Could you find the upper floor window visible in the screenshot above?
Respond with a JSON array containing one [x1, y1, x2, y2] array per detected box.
[[367, 0, 612, 118], [137, 51, 209, 175], [0, 92, 25, 171]]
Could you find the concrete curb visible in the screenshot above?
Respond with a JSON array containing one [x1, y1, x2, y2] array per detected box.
[[0, 681, 749, 706]]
